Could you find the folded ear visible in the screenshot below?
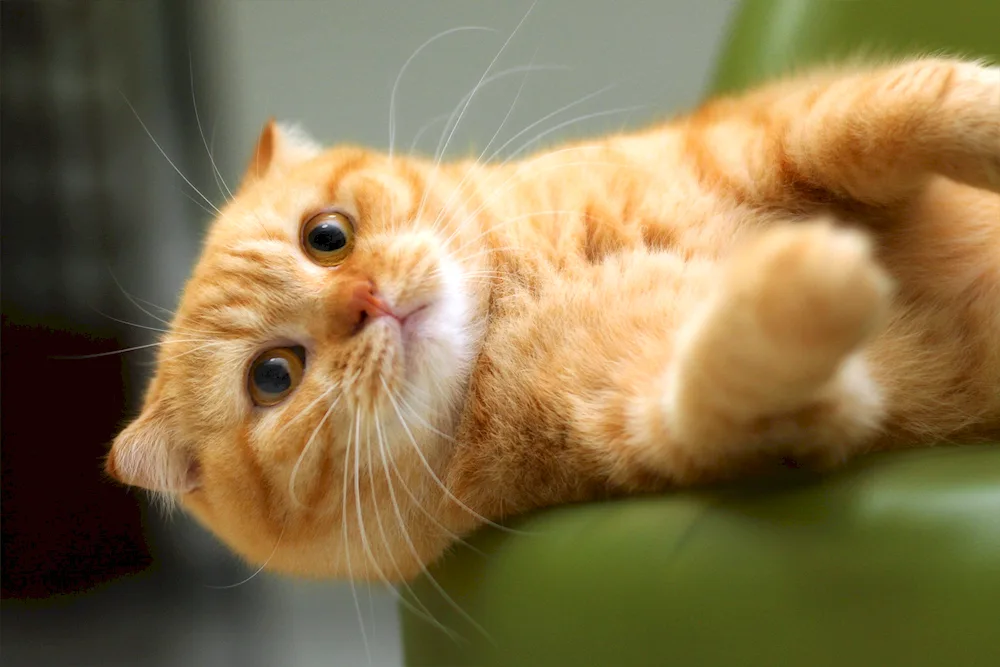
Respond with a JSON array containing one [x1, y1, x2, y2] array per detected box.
[[106, 403, 199, 494], [239, 118, 322, 191]]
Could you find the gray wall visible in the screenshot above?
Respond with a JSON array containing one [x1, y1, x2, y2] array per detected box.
[[206, 1, 736, 188]]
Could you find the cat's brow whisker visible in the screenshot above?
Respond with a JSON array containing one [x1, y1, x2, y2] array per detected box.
[[431, 86, 627, 236], [485, 84, 619, 166], [381, 377, 528, 535], [429, 50, 539, 236], [409, 112, 449, 157], [408, 64, 571, 155], [430, 83, 616, 235], [342, 408, 373, 664], [502, 105, 646, 163], [433, 2, 535, 165], [288, 391, 341, 507], [119, 91, 222, 217], [189, 54, 234, 203], [413, 2, 536, 228], [412, 63, 568, 226], [388, 25, 496, 161]]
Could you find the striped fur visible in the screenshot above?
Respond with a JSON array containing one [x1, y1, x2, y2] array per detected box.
[[107, 58, 1000, 580]]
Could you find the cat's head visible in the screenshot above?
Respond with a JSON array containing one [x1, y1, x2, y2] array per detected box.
[[106, 122, 489, 579]]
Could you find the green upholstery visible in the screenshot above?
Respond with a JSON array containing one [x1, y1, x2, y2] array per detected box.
[[404, 447, 1000, 667], [712, 0, 1000, 95], [402, 2, 1000, 665]]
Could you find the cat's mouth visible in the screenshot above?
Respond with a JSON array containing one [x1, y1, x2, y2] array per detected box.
[[391, 303, 431, 350], [364, 297, 432, 347], [396, 303, 430, 328]]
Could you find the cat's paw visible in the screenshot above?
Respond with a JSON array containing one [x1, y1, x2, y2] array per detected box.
[[727, 221, 893, 366]]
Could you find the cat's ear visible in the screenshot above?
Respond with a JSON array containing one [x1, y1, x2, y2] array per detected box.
[[106, 402, 199, 494], [239, 118, 322, 190]]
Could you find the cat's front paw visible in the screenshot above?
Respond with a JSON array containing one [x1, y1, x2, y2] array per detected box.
[[727, 221, 893, 366]]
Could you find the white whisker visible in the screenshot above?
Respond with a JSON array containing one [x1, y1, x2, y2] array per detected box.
[[413, 2, 537, 228], [106, 267, 178, 330], [189, 54, 234, 203], [342, 407, 372, 664], [374, 390, 483, 553], [408, 64, 569, 156], [392, 382, 459, 444], [485, 84, 618, 164], [388, 26, 496, 161], [503, 105, 646, 162], [54, 338, 215, 360], [429, 49, 541, 235], [381, 377, 527, 534], [288, 391, 341, 507], [206, 524, 286, 589], [119, 91, 222, 217], [352, 410, 428, 656], [373, 405, 482, 641], [363, 414, 458, 635], [176, 186, 218, 218], [149, 340, 228, 364]]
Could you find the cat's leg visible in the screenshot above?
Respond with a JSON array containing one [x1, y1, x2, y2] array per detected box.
[[693, 58, 1000, 206], [618, 220, 893, 484]]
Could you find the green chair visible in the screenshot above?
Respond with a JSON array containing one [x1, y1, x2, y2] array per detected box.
[[402, 2, 1000, 665]]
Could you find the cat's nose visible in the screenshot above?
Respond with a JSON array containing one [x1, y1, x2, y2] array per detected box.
[[346, 280, 394, 332]]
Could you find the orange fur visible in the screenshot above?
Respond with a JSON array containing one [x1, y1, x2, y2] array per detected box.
[[107, 58, 1000, 581]]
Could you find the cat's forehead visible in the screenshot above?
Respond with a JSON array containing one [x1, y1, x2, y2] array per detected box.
[[220, 150, 424, 243], [229, 147, 372, 218]]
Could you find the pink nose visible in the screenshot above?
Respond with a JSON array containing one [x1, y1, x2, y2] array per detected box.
[[346, 280, 394, 330]]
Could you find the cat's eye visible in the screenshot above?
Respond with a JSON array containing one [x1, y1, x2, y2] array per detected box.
[[248, 346, 305, 407], [302, 210, 355, 266]]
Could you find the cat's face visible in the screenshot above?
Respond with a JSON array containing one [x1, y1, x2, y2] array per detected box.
[[107, 122, 487, 579]]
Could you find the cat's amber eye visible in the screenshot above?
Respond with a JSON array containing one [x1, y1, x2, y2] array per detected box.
[[302, 211, 355, 266], [248, 346, 305, 407]]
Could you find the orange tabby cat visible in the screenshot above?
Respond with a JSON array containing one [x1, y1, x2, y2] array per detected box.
[[107, 58, 1000, 581]]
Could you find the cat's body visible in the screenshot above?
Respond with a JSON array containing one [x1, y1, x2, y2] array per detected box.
[[108, 58, 1000, 581]]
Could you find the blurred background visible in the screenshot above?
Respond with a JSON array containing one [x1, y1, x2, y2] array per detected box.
[[1, 1, 735, 664]]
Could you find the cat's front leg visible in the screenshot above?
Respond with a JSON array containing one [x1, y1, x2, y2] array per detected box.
[[653, 220, 892, 483], [699, 58, 1000, 206]]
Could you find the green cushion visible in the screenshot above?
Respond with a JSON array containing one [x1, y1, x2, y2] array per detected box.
[[402, 2, 1000, 664], [711, 0, 1000, 95], [403, 446, 1000, 666]]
